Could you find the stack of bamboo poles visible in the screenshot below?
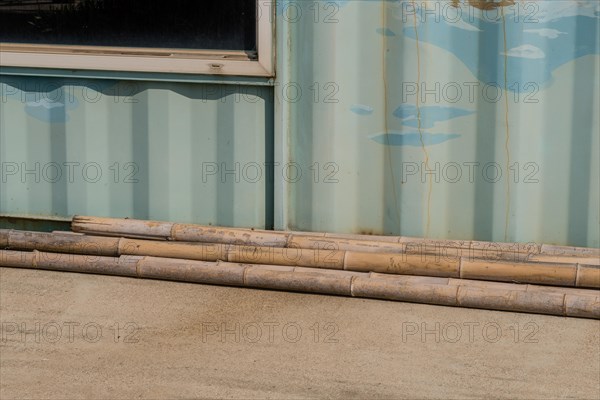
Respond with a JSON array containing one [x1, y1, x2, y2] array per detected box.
[[1, 216, 599, 319]]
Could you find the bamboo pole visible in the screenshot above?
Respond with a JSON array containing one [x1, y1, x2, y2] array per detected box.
[[288, 235, 538, 262], [459, 259, 578, 287], [70, 217, 175, 240], [1, 249, 598, 319], [3, 230, 599, 288], [528, 254, 600, 266], [343, 252, 460, 277], [287, 235, 407, 254], [71, 216, 600, 260], [4, 229, 120, 255], [446, 278, 597, 296], [540, 244, 600, 258], [171, 224, 289, 247], [119, 238, 228, 262]]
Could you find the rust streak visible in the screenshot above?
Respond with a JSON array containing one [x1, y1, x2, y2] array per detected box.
[[501, 5, 512, 242], [382, 0, 402, 233]]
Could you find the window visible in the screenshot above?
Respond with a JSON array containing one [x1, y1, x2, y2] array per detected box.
[[0, 0, 274, 76]]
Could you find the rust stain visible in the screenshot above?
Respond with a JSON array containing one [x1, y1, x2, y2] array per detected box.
[[501, 5, 512, 241], [382, 0, 402, 233]]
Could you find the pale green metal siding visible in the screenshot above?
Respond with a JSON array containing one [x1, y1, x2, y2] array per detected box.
[[275, 0, 600, 247], [1, 1, 599, 248], [1, 76, 273, 228]]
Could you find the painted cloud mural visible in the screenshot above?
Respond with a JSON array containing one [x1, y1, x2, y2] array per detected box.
[[355, 0, 600, 147]]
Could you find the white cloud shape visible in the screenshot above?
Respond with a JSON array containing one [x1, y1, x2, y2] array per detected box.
[[439, 0, 600, 23], [26, 99, 65, 109], [524, 28, 567, 39], [503, 44, 546, 59], [451, 18, 482, 32]]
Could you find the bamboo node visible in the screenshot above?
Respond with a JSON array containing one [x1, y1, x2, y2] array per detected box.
[[117, 237, 126, 256], [350, 275, 358, 297], [342, 250, 349, 271], [169, 223, 179, 241]]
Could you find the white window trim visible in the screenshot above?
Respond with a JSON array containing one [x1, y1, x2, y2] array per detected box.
[[0, 0, 274, 77]]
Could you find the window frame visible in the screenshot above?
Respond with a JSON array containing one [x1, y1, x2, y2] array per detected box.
[[0, 0, 274, 77]]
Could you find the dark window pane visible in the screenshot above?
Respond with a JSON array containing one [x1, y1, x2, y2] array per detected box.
[[0, 0, 256, 51]]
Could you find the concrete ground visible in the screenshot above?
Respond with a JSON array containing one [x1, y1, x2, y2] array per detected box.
[[1, 267, 599, 399]]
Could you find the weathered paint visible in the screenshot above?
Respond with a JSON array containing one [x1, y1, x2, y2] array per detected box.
[[1, 0, 598, 248], [0, 76, 273, 228], [275, 0, 600, 247]]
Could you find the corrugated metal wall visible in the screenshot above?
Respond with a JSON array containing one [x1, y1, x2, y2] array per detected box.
[[275, 0, 599, 247], [0, 76, 273, 228], [1, 0, 598, 248]]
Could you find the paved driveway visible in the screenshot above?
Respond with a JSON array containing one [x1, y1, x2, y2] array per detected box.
[[1, 267, 599, 399]]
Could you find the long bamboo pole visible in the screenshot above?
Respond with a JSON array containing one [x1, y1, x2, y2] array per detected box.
[[3, 229, 599, 288], [1, 249, 598, 319], [71, 216, 600, 260]]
